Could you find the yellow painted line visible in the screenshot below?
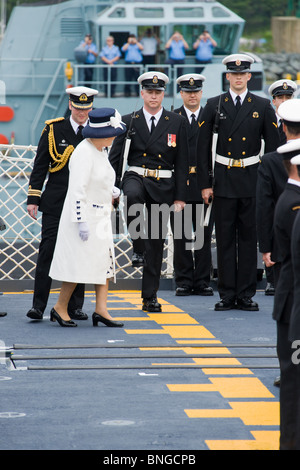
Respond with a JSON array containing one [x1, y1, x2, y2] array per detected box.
[[167, 378, 274, 398], [186, 401, 279, 426], [206, 431, 280, 451], [202, 368, 253, 375], [192, 358, 242, 365], [161, 325, 215, 338], [183, 347, 231, 355], [147, 314, 198, 324], [176, 340, 223, 345], [125, 329, 169, 335]]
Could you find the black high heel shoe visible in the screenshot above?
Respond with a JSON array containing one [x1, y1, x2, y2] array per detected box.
[[92, 312, 124, 328], [50, 308, 77, 327]]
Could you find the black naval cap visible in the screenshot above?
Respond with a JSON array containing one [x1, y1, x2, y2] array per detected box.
[[176, 73, 206, 91], [222, 54, 254, 73], [138, 71, 169, 91], [66, 86, 98, 109], [268, 79, 297, 98]]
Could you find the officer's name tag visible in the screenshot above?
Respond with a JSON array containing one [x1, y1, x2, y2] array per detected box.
[[219, 113, 226, 120], [59, 140, 69, 147]]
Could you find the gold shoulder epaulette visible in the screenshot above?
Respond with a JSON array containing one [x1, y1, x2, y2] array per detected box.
[[45, 117, 64, 126], [47, 121, 74, 173], [292, 206, 300, 211]]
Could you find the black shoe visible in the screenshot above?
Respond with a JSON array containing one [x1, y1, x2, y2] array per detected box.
[[92, 312, 124, 328], [68, 309, 88, 320], [236, 297, 259, 311], [142, 297, 162, 312], [175, 286, 192, 296], [0, 312, 7, 317], [193, 286, 214, 296], [214, 298, 236, 311], [265, 283, 275, 296], [50, 308, 77, 327], [132, 252, 144, 267], [274, 376, 280, 387], [26, 307, 43, 320]]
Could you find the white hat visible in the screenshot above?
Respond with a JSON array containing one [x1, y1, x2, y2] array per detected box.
[[277, 138, 300, 161], [277, 99, 300, 124], [268, 79, 297, 97], [66, 86, 98, 109], [222, 54, 254, 73], [176, 73, 206, 91], [138, 71, 169, 90]]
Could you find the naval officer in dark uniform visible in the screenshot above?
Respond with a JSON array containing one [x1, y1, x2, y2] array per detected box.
[[109, 71, 189, 312], [26, 86, 98, 320], [256, 79, 297, 296], [198, 54, 280, 311], [172, 73, 213, 296], [272, 99, 300, 449]]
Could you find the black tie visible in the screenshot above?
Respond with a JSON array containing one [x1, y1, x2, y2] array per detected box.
[[150, 116, 156, 134], [77, 125, 84, 138], [191, 113, 198, 130], [235, 95, 241, 112]]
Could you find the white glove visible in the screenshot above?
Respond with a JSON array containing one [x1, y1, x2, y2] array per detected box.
[[112, 186, 120, 199], [78, 222, 89, 241]]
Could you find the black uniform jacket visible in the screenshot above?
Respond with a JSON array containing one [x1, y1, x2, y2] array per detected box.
[[289, 210, 300, 341], [256, 151, 287, 261], [198, 91, 280, 198], [173, 105, 203, 202], [273, 183, 300, 323], [109, 107, 189, 204], [27, 117, 82, 217]]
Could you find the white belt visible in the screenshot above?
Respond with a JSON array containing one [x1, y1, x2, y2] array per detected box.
[[127, 166, 173, 178], [215, 154, 260, 168]]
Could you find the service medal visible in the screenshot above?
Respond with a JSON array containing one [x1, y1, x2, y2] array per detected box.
[[168, 134, 176, 147]]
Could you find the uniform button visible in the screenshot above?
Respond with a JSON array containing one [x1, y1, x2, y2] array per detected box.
[[242, 151, 246, 155], [142, 164, 145, 168], [228, 152, 231, 156], [158, 165, 161, 169], [242, 137, 246, 141], [228, 138, 232, 142], [143, 153, 147, 157], [158, 154, 162, 158]]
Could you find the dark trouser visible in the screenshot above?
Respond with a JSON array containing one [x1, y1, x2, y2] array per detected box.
[[277, 321, 300, 450], [103, 66, 117, 96], [124, 64, 141, 96], [122, 177, 168, 299], [171, 201, 213, 290], [84, 65, 94, 87], [214, 196, 257, 300], [32, 213, 85, 313]]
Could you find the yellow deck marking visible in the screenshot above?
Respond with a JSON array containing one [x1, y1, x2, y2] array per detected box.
[[107, 290, 279, 449], [168, 378, 274, 398], [147, 314, 198, 324], [161, 325, 215, 338], [186, 402, 279, 425], [206, 431, 280, 450], [202, 368, 253, 375]]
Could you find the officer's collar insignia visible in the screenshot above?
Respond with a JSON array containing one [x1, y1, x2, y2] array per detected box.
[[248, 97, 252, 102], [225, 97, 229, 102], [79, 93, 88, 102], [165, 116, 169, 120]]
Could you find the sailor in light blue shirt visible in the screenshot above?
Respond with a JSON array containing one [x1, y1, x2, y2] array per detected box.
[[121, 34, 144, 96], [99, 36, 121, 96], [165, 31, 189, 78]]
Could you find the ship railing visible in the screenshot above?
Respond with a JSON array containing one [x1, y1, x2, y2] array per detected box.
[[73, 62, 213, 97], [0, 144, 175, 284]]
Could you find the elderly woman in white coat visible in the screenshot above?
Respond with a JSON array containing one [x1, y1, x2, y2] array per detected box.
[[49, 108, 126, 327]]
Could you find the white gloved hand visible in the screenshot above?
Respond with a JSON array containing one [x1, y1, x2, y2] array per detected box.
[[112, 186, 120, 199], [78, 222, 89, 241]]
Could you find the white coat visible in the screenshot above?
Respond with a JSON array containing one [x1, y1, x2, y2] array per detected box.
[[49, 139, 116, 284]]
